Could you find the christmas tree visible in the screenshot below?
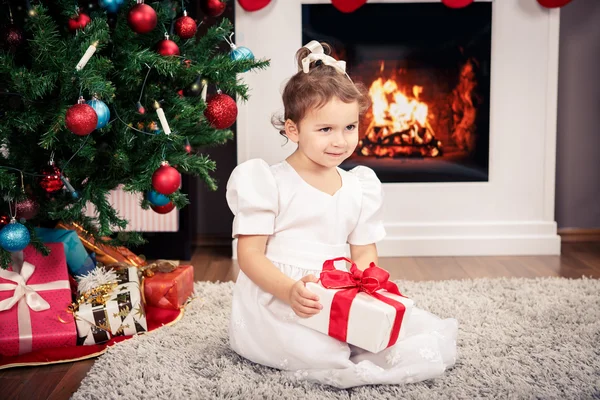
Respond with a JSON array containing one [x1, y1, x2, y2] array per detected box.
[[0, 0, 268, 268]]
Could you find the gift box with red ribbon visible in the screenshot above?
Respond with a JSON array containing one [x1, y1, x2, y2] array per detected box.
[[0, 243, 77, 357], [298, 257, 414, 354]]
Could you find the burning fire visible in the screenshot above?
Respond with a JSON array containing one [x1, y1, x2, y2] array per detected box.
[[369, 78, 428, 133], [358, 59, 478, 159], [360, 64, 442, 158], [451, 60, 477, 152]]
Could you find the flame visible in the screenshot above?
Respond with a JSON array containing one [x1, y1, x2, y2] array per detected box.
[[359, 59, 478, 159], [368, 77, 429, 134], [451, 59, 477, 152]]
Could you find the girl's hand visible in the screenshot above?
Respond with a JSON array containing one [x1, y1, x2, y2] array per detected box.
[[288, 274, 323, 318]]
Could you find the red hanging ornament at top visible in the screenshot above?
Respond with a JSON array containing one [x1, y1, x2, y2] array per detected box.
[[238, 0, 272, 12], [175, 10, 197, 39], [65, 96, 98, 136], [39, 159, 64, 194], [536, 0, 573, 8], [441, 0, 474, 8], [204, 91, 238, 129], [331, 0, 367, 13], [1, 24, 24, 51], [157, 33, 180, 56], [2, 6, 24, 51], [152, 161, 181, 195], [128, 0, 157, 34], [68, 12, 91, 31], [200, 0, 227, 17]]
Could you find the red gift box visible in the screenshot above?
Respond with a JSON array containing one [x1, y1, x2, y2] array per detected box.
[[0, 243, 77, 357], [143, 265, 194, 310]]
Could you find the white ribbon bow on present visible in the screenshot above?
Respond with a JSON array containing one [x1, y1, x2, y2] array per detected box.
[[0, 261, 70, 354], [300, 40, 350, 79]]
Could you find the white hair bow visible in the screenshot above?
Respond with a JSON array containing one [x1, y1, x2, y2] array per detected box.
[[301, 41, 347, 75]]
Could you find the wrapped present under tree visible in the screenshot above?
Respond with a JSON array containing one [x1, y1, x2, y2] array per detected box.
[[0, 243, 77, 357], [35, 227, 97, 276], [74, 266, 147, 345], [142, 261, 194, 310]]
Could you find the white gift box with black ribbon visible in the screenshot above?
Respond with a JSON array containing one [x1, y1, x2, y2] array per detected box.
[[75, 267, 147, 345]]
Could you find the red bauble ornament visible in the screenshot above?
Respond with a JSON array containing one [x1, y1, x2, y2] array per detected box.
[[441, 0, 474, 8], [39, 163, 64, 193], [331, 0, 367, 13], [1, 24, 24, 51], [65, 97, 98, 136], [151, 202, 176, 214], [152, 162, 181, 195], [16, 197, 40, 220], [184, 138, 192, 154], [0, 215, 9, 227], [238, 0, 272, 12], [537, 0, 572, 8], [127, 2, 157, 34], [157, 35, 180, 56], [175, 11, 197, 39], [204, 93, 238, 129], [68, 13, 91, 31], [200, 0, 227, 17]]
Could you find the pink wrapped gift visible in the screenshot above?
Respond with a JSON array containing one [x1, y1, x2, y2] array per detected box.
[[0, 243, 77, 357]]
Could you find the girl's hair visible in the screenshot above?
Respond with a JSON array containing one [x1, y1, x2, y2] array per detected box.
[[272, 42, 371, 137]]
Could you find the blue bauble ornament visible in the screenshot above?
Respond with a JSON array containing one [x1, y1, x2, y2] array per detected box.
[[230, 44, 254, 72], [147, 190, 170, 206], [99, 0, 125, 13], [0, 220, 31, 252], [86, 98, 110, 129]]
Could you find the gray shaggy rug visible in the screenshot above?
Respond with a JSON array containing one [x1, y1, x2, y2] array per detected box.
[[72, 277, 600, 399]]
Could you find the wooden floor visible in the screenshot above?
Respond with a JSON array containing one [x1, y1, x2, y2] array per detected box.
[[1, 241, 599, 400]]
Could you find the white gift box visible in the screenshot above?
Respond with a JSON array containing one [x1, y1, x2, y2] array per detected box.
[[75, 267, 147, 345], [298, 282, 414, 354]]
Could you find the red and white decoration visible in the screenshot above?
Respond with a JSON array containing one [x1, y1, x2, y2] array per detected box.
[[234, 0, 562, 256], [298, 258, 414, 353]]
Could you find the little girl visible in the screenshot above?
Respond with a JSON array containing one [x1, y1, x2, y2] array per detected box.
[[226, 41, 458, 388]]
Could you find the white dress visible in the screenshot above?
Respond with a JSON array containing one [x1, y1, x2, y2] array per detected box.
[[226, 159, 458, 389]]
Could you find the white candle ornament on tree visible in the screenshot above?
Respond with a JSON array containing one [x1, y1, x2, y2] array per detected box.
[[153, 101, 171, 135], [76, 41, 99, 71]]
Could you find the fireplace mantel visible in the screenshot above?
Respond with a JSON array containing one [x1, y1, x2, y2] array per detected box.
[[233, 0, 561, 256]]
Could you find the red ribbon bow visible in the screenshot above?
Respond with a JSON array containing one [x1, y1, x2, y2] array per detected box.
[[320, 257, 407, 350]]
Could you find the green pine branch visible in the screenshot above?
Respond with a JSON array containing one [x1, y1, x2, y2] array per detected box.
[[0, 1, 270, 268]]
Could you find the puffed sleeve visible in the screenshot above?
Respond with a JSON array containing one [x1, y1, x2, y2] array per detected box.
[[226, 159, 278, 238], [347, 166, 386, 245]]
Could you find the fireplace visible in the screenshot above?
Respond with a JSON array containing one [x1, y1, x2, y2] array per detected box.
[[234, 0, 562, 256], [302, 3, 492, 183]]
